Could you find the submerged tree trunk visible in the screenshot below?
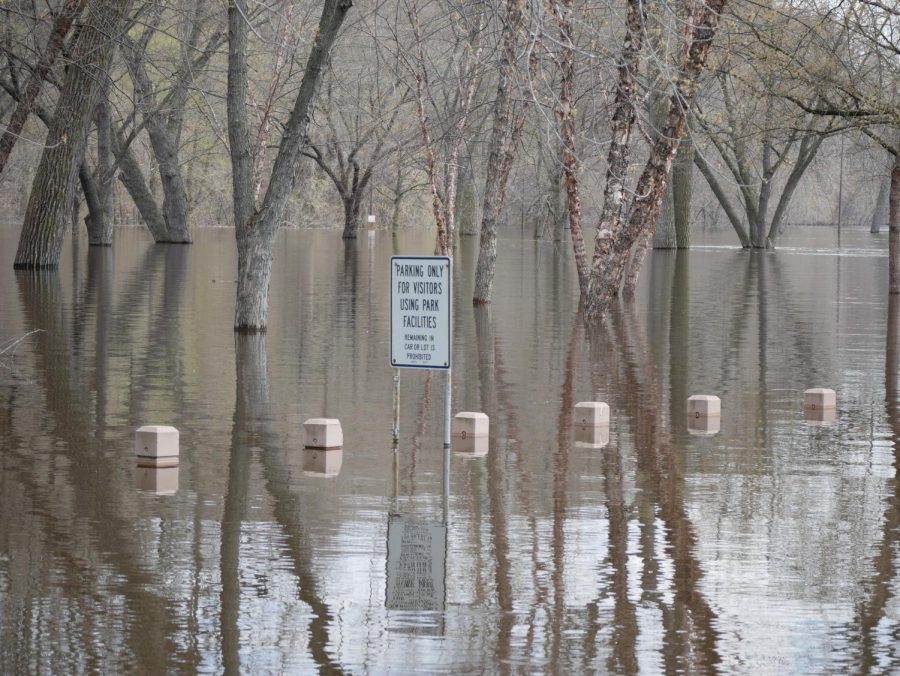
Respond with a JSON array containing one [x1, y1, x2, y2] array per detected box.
[[889, 153, 900, 295], [14, 0, 133, 268], [672, 138, 694, 248], [473, 0, 529, 304], [582, 0, 728, 318], [343, 190, 363, 239], [651, 93, 676, 250], [123, 36, 194, 243], [80, 164, 109, 245], [113, 130, 170, 240], [550, 0, 590, 293], [872, 173, 890, 234], [228, 0, 351, 331], [83, 84, 115, 245]]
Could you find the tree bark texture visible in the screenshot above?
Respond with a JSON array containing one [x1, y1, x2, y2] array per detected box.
[[549, 0, 590, 293], [583, 0, 728, 319], [672, 138, 693, 248], [228, 0, 352, 331], [890, 153, 900, 295], [586, 0, 646, 294], [79, 164, 109, 245], [14, 0, 134, 268], [650, 93, 677, 250], [112, 129, 169, 239], [473, 0, 529, 304], [0, 0, 88, 176], [83, 83, 114, 245]]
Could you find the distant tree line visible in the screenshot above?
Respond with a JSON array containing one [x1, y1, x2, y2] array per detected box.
[[0, 0, 897, 329]]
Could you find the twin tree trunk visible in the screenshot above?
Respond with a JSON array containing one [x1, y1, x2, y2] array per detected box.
[[228, 0, 351, 331], [14, 0, 134, 268], [581, 0, 727, 319]]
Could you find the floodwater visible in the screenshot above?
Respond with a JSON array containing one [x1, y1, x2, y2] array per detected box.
[[0, 223, 897, 674]]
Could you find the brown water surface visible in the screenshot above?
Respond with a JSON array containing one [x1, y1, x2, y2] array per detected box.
[[0, 224, 897, 673]]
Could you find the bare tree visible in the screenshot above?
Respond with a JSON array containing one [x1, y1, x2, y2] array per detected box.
[[0, 0, 88, 176], [473, 0, 536, 304], [303, 73, 409, 238], [774, 0, 900, 290], [555, 0, 729, 319], [227, 0, 352, 331], [14, 0, 135, 268], [406, 0, 485, 255]]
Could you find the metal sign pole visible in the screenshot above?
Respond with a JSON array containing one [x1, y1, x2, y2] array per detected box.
[[444, 367, 451, 448], [392, 369, 400, 443]]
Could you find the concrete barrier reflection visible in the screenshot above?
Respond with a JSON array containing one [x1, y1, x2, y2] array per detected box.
[[302, 448, 343, 477], [136, 466, 179, 495]]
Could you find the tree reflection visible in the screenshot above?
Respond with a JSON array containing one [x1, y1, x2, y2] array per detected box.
[[9, 268, 180, 672], [223, 333, 344, 674], [577, 303, 721, 672], [846, 294, 900, 670]]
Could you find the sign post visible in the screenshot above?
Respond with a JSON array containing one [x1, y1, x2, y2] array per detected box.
[[390, 256, 452, 446]]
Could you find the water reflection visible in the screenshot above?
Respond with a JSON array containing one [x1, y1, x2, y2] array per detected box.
[[601, 305, 721, 672], [574, 424, 610, 448], [8, 265, 180, 673], [136, 466, 180, 495], [223, 333, 343, 674], [302, 448, 343, 477], [1, 227, 899, 672], [844, 294, 900, 671]]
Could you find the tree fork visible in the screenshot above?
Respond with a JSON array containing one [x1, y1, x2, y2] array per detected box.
[[228, 0, 352, 331], [583, 0, 728, 319]]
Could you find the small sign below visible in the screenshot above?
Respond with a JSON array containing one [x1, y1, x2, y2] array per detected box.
[[390, 255, 451, 370]]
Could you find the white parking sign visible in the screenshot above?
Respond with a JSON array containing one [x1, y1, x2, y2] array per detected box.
[[390, 256, 451, 369]]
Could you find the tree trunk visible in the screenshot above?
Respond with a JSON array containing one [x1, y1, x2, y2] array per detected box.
[[552, 0, 590, 293], [582, 0, 728, 318], [872, 173, 890, 234], [82, 86, 114, 246], [80, 163, 109, 245], [693, 150, 750, 246], [651, 93, 676, 250], [584, 0, 646, 295], [473, 0, 527, 304], [672, 138, 693, 248], [234, 229, 275, 330], [149, 129, 192, 242], [342, 195, 360, 239], [14, 0, 133, 268], [113, 130, 170, 240], [889, 153, 900, 295], [624, 230, 652, 296], [228, 0, 351, 331], [94, 92, 114, 244], [0, 0, 88, 176], [123, 36, 193, 244]]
